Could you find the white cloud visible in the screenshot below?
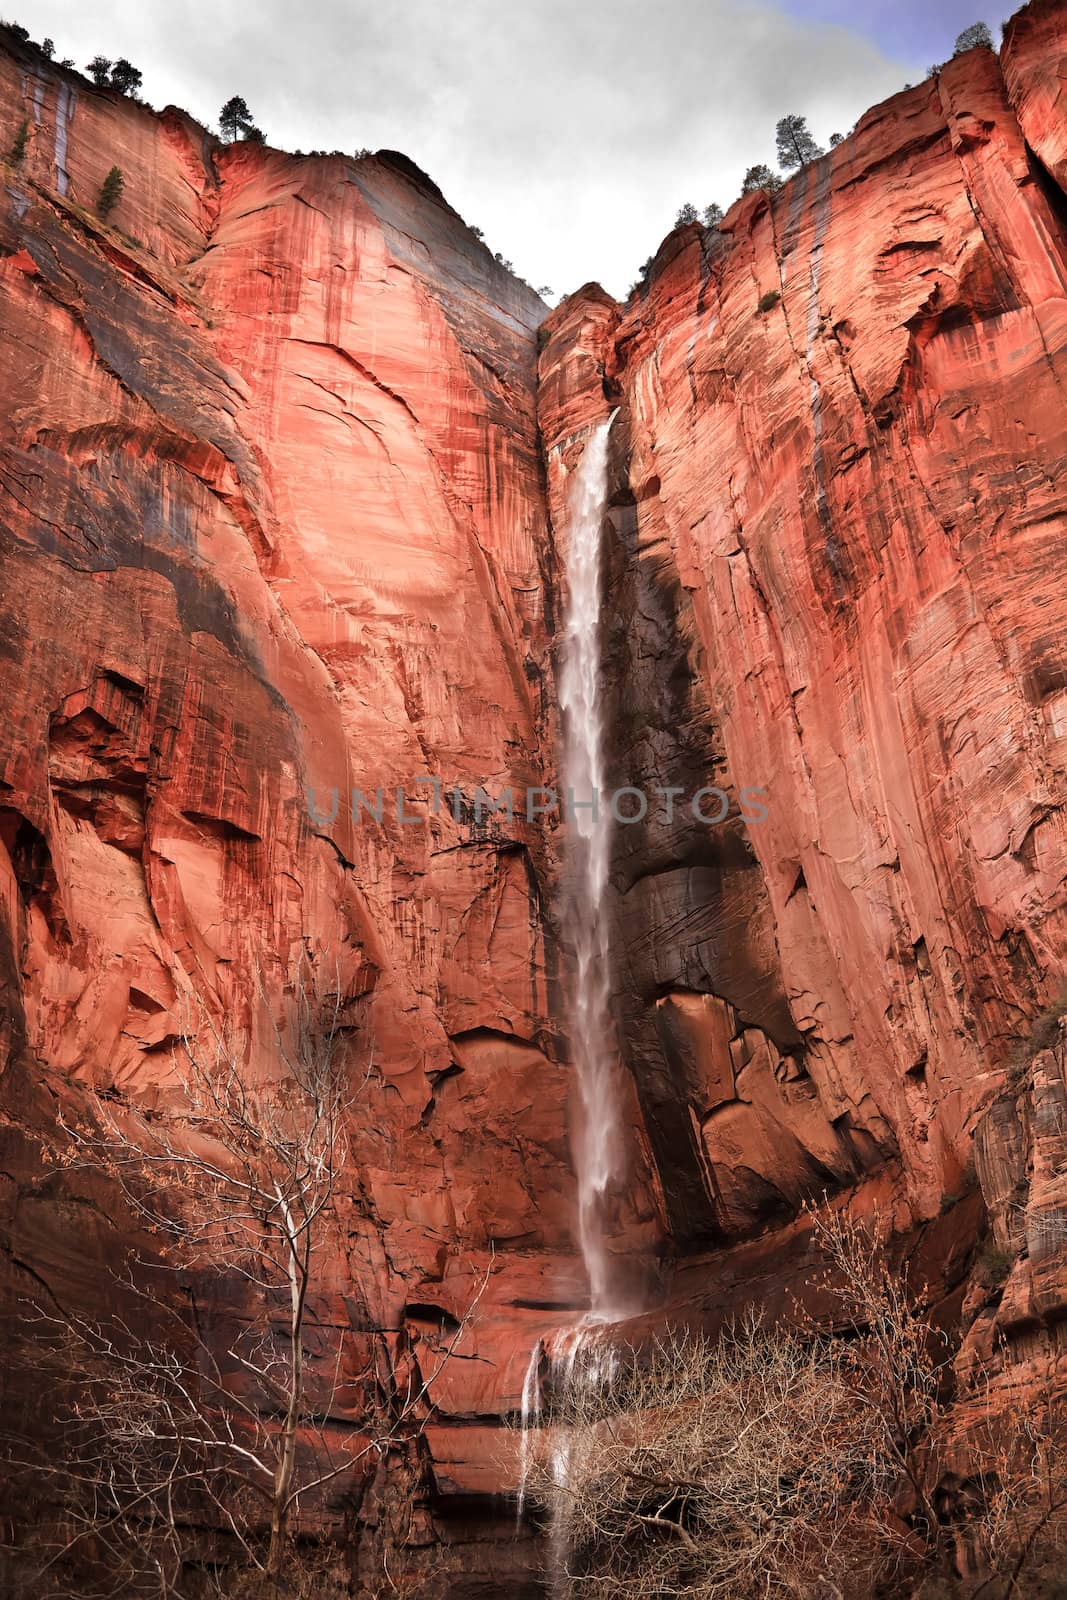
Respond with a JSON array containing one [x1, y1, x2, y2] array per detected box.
[[25, 0, 922, 298]]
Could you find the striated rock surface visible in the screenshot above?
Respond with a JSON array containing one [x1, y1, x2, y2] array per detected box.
[[539, 5, 1067, 1292], [0, 32, 562, 1588], [1, 2, 1067, 1590]]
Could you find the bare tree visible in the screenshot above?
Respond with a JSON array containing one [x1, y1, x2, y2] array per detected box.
[[9, 969, 487, 1596], [524, 1310, 904, 1598], [525, 1208, 1064, 1598], [961, 1363, 1067, 1600], [805, 1207, 950, 1561]]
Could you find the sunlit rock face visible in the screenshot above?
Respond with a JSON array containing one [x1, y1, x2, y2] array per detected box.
[[1, 2, 1067, 1587]]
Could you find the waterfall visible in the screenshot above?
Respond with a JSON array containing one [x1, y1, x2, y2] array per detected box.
[[557, 409, 625, 1324], [515, 414, 631, 1581]]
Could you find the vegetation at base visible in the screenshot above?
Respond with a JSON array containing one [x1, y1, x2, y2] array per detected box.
[[521, 1207, 1067, 1599], [96, 165, 124, 219], [3, 974, 485, 1598]]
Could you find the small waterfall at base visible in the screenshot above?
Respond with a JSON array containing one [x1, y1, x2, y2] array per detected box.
[[515, 412, 635, 1592]]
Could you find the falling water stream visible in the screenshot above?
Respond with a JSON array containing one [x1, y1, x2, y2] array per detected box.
[[557, 409, 625, 1324], [516, 413, 631, 1586]]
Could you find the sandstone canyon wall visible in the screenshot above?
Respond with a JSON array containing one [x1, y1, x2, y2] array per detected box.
[[1, 3, 1066, 1591]]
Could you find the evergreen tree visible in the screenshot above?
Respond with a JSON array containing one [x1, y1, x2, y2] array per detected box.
[[675, 201, 699, 226], [7, 118, 28, 165], [40, 37, 54, 58], [829, 132, 845, 147], [97, 165, 124, 219], [954, 20, 994, 53], [87, 55, 112, 86], [703, 201, 724, 227], [109, 58, 142, 95], [742, 163, 783, 195], [220, 95, 257, 142], [776, 113, 825, 171]]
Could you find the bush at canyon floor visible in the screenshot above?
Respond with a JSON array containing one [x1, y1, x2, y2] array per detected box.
[[524, 1210, 1067, 1600]]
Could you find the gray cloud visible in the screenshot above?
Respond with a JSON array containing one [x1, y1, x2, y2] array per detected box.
[[26, 0, 921, 296]]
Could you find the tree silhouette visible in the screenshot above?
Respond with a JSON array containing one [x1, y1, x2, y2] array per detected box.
[[776, 113, 825, 171], [109, 57, 142, 95], [703, 202, 724, 228], [674, 201, 699, 227], [954, 20, 994, 53], [86, 54, 112, 86], [220, 94, 260, 142]]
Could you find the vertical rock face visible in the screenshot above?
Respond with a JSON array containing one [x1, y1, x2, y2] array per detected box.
[[0, 35, 567, 1579], [1, 1, 1067, 1585], [539, 7, 1067, 1290]]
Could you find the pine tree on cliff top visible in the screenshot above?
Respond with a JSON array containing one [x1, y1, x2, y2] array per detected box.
[[741, 163, 782, 195], [220, 94, 262, 142], [776, 113, 824, 171]]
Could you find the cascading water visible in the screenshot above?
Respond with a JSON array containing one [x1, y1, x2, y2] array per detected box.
[[557, 409, 626, 1325], [516, 413, 632, 1586]]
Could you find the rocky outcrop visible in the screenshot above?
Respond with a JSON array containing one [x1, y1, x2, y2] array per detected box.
[[1, 3, 1067, 1591]]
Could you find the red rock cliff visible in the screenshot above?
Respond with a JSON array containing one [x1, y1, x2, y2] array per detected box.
[[0, 33, 566, 1582], [540, 0, 1067, 1272], [1, 2, 1066, 1589]]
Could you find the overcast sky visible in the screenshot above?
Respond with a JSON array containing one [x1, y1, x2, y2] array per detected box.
[[23, 0, 993, 298]]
